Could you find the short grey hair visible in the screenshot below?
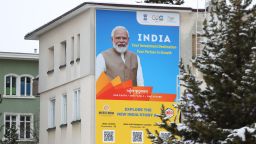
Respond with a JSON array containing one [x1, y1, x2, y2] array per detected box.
[[111, 26, 129, 38]]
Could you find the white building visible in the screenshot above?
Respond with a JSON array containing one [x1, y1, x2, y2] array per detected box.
[[25, 1, 205, 144]]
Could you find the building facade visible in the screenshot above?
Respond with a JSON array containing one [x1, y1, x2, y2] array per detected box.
[[0, 52, 39, 143], [25, 2, 205, 144]]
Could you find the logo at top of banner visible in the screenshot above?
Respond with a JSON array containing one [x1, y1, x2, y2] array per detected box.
[[136, 11, 180, 26]]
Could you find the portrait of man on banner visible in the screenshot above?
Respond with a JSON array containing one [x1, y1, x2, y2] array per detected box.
[[96, 26, 144, 86]]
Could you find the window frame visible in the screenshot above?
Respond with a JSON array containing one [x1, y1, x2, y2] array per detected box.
[[192, 34, 203, 58], [59, 40, 67, 69], [61, 94, 67, 125], [19, 74, 34, 97], [3, 113, 34, 141], [4, 74, 35, 98], [4, 74, 18, 96], [48, 97, 56, 128], [73, 89, 80, 121], [47, 46, 54, 74], [70, 36, 75, 64], [75, 34, 80, 62]]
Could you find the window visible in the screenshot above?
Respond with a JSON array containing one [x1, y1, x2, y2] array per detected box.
[[5, 114, 17, 137], [61, 94, 67, 124], [19, 115, 32, 139], [5, 75, 17, 96], [4, 74, 34, 97], [60, 41, 67, 68], [76, 34, 80, 61], [73, 89, 80, 121], [49, 98, 56, 128], [4, 113, 33, 140], [48, 46, 54, 72], [192, 34, 203, 58], [70, 36, 75, 64], [20, 76, 32, 96]]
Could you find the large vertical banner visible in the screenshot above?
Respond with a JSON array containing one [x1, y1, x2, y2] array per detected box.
[[96, 9, 180, 144]]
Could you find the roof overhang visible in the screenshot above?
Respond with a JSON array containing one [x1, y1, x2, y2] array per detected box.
[[24, 1, 206, 40], [0, 52, 39, 60]]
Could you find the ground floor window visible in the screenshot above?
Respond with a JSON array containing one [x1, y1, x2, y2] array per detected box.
[[73, 89, 80, 121], [4, 113, 33, 140], [49, 98, 56, 128]]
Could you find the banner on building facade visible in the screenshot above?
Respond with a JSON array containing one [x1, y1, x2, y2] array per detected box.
[[95, 9, 180, 144]]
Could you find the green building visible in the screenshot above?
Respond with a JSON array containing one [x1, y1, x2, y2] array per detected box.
[[0, 52, 39, 143]]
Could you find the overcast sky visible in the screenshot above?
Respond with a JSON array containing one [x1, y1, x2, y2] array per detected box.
[[0, 0, 207, 53]]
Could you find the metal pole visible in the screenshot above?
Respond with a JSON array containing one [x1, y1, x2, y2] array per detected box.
[[196, 0, 199, 57]]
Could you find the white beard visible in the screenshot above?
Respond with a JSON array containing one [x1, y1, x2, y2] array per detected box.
[[113, 43, 128, 54]]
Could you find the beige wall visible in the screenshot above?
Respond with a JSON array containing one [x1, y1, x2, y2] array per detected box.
[[39, 8, 95, 144], [40, 75, 95, 144], [39, 8, 95, 93]]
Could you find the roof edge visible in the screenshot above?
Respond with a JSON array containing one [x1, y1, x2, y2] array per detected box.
[[0, 52, 39, 60], [24, 1, 206, 40]]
